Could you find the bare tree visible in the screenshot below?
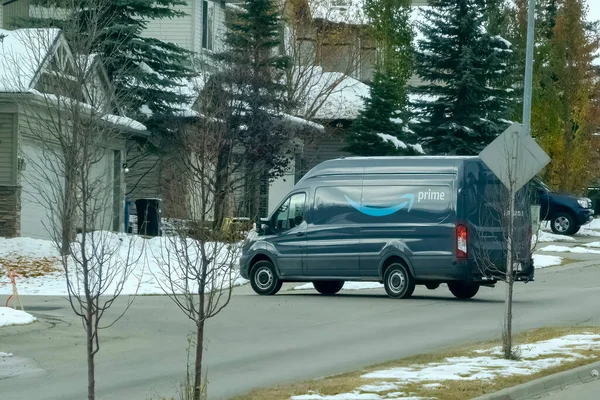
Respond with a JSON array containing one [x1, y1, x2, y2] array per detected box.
[[1, 2, 145, 399], [468, 155, 538, 359], [153, 81, 244, 400]]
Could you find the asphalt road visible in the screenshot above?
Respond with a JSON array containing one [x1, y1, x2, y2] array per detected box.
[[1, 253, 600, 400]]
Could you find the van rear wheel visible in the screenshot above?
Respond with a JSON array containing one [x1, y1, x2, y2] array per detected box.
[[383, 263, 415, 299], [250, 261, 282, 296], [312, 280, 345, 295], [448, 282, 480, 299]]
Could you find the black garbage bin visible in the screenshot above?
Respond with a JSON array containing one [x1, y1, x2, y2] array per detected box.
[[135, 198, 162, 236]]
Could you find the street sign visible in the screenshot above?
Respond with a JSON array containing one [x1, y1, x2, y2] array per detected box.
[[479, 123, 550, 191]]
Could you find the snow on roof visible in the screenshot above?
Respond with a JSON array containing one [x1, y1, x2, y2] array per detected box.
[[28, 89, 147, 132], [0, 28, 61, 93], [310, 1, 429, 29], [293, 66, 369, 120], [310, 0, 367, 25]]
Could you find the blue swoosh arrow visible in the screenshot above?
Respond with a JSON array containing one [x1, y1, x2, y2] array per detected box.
[[345, 194, 415, 217]]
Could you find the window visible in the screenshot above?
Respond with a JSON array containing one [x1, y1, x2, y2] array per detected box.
[[272, 193, 306, 232], [202, 0, 214, 51]]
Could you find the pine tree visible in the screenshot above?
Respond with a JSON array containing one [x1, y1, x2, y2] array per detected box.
[[207, 0, 292, 223], [345, 0, 420, 156], [15, 0, 195, 121], [528, 0, 600, 192], [411, 0, 512, 155]]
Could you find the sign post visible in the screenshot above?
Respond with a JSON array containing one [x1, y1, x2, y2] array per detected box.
[[479, 122, 550, 356]]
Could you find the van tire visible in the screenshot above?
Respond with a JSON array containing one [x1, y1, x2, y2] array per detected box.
[[250, 261, 282, 296], [383, 263, 415, 299], [448, 282, 480, 299], [312, 280, 345, 295], [550, 212, 577, 235]]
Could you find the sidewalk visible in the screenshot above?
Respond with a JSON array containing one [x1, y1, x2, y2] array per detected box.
[[535, 377, 600, 400]]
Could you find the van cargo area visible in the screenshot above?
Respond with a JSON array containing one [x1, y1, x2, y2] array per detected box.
[[239, 156, 535, 300]]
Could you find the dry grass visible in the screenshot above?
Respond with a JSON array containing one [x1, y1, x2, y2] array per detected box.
[[231, 326, 600, 400], [0, 255, 61, 281]]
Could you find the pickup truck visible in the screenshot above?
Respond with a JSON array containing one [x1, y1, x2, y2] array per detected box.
[[531, 178, 594, 235]]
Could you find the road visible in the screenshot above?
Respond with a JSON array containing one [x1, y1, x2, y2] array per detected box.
[[1, 253, 600, 400]]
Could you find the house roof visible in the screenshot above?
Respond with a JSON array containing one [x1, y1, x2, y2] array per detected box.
[[0, 28, 147, 134], [0, 28, 62, 93], [294, 67, 369, 121]]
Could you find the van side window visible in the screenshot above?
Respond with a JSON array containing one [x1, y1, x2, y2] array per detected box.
[[273, 193, 306, 232]]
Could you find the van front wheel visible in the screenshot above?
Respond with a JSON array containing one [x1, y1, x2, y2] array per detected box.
[[448, 282, 480, 299], [312, 280, 345, 295], [383, 263, 415, 299], [250, 261, 282, 296]]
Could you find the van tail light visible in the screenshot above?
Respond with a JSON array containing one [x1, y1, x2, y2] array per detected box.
[[456, 224, 468, 259]]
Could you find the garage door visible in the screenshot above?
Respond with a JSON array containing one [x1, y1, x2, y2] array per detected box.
[[20, 140, 64, 240], [20, 142, 116, 239]]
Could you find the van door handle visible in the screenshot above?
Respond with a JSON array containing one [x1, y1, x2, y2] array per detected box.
[[295, 232, 305, 237]]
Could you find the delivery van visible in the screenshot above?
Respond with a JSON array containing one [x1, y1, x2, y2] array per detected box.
[[238, 156, 534, 299]]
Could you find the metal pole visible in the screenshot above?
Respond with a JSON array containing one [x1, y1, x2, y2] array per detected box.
[[522, 0, 537, 136]]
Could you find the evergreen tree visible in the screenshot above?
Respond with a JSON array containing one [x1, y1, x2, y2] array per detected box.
[[528, 0, 600, 192], [207, 0, 292, 223], [411, 0, 512, 155], [15, 0, 195, 121], [345, 0, 420, 156]]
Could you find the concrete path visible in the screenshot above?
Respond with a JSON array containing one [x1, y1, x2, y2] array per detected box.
[[1, 251, 600, 400]]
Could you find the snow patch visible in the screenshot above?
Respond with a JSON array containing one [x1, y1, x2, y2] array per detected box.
[[533, 254, 562, 269], [376, 133, 425, 154], [363, 334, 600, 382], [0, 307, 37, 327], [539, 245, 600, 254], [533, 230, 576, 243], [0, 234, 248, 296]]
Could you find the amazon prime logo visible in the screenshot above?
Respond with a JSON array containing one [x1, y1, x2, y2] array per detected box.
[[345, 189, 447, 217]]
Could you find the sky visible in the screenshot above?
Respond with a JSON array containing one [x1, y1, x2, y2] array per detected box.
[[589, 1, 600, 23]]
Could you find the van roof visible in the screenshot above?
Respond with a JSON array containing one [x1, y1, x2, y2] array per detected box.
[[298, 156, 481, 184]]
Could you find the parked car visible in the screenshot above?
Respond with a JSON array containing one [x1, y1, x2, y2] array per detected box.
[[239, 156, 534, 300], [530, 178, 593, 235]]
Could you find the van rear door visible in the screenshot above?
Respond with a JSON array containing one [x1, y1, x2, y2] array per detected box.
[[463, 161, 531, 275]]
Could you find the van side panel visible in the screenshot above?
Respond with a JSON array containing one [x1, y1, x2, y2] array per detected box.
[[357, 174, 458, 280], [304, 176, 363, 277]]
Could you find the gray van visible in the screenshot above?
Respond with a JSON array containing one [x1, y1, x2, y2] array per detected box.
[[239, 156, 534, 299]]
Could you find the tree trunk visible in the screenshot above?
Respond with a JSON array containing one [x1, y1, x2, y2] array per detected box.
[[86, 316, 95, 400], [213, 147, 230, 231], [193, 320, 206, 400], [503, 191, 516, 359]]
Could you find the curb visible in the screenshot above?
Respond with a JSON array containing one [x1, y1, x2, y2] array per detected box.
[[471, 360, 600, 400]]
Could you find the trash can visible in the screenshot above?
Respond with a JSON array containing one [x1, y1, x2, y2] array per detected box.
[[135, 198, 162, 236]]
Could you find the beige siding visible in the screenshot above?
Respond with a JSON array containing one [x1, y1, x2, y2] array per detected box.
[[0, 3, 3, 29], [2, 0, 29, 28], [0, 113, 16, 185], [142, 3, 195, 52]]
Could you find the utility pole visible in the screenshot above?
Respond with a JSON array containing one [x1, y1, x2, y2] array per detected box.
[[522, 0, 537, 136]]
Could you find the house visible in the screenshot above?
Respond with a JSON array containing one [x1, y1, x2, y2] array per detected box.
[[0, 28, 147, 239]]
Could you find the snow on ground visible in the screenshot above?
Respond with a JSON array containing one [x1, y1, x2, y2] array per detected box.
[[533, 254, 562, 269], [533, 230, 576, 243], [291, 334, 600, 400], [539, 245, 600, 254], [294, 282, 383, 291], [0, 307, 37, 327], [0, 233, 248, 296]]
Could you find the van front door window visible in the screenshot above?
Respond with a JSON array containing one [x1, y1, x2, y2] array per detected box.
[[273, 193, 306, 233]]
